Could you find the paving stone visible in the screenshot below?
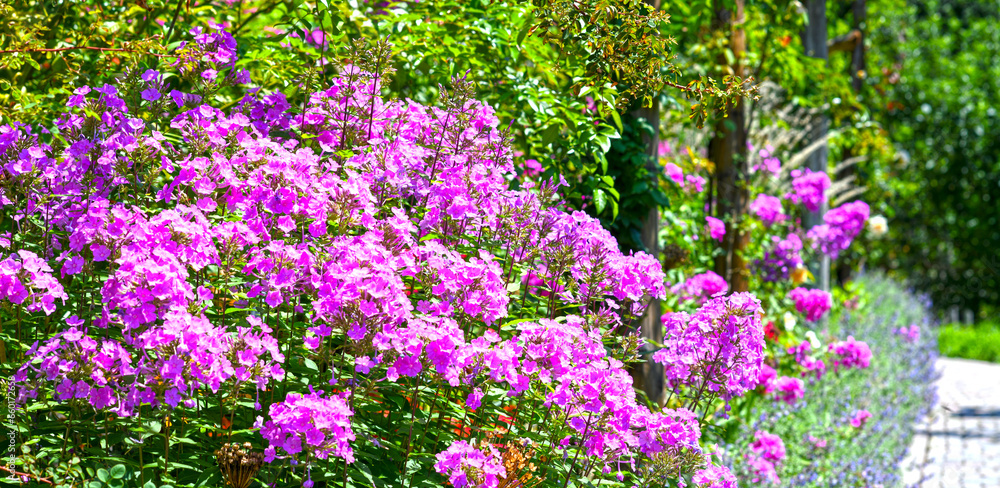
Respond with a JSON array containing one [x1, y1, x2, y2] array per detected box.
[[904, 358, 1000, 487]]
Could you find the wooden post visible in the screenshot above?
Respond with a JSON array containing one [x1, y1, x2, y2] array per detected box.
[[631, 101, 665, 406], [709, 0, 750, 293], [802, 0, 831, 292]]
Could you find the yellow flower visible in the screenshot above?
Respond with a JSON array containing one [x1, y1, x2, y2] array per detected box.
[[791, 266, 809, 285]]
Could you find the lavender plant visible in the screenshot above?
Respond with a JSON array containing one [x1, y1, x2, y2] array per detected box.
[[722, 275, 938, 487]]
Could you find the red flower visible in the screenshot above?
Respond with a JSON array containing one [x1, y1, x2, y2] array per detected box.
[[764, 321, 780, 341]]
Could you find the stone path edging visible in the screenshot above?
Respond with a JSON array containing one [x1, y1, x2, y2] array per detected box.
[[902, 357, 1000, 487]]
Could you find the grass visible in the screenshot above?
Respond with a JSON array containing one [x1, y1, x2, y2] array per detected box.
[[938, 321, 1000, 363]]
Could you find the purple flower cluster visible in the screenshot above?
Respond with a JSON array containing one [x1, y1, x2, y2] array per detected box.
[[746, 430, 786, 484], [756, 364, 777, 391], [787, 287, 832, 322], [434, 440, 506, 488], [787, 341, 826, 379], [653, 293, 766, 403], [895, 324, 921, 343], [257, 390, 356, 463], [665, 163, 706, 193], [786, 169, 830, 212], [749, 195, 785, 227], [706, 216, 726, 241], [21, 315, 284, 415], [750, 145, 781, 175], [849, 409, 873, 428], [768, 376, 805, 405], [672, 271, 729, 304], [0, 250, 67, 315], [172, 25, 250, 85], [693, 463, 739, 488], [753, 234, 803, 283], [829, 336, 873, 371], [806, 201, 870, 258]]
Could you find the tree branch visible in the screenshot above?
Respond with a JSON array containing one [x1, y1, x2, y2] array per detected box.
[[0, 46, 167, 57], [828, 29, 862, 53]]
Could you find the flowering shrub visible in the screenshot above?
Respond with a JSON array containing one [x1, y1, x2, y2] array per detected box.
[[786, 169, 831, 212], [0, 29, 761, 488], [654, 293, 765, 406], [788, 287, 833, 322], [807, 201, 871, 258]]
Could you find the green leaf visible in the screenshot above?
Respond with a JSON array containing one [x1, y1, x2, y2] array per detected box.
[[110, 464, 126, 479], [303, 357, 319, 371], [594, 189, 607, 214], [97, 468, 109, 483], [611, 109, 623, 132], [516, 11, 534, 47]]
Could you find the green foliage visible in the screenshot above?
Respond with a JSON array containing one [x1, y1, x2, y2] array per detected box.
[[866, 0, 1000, 315], [0, 0, 167, 121], [938, 322, 1000, 363]]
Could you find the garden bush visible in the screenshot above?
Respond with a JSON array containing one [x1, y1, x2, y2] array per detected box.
[[0, 17, 935, 488], [938, 321, 1000, 363], [0, 27, 749, 488]]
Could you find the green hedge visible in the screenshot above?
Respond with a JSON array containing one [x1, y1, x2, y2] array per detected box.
[[938, 322, 1000, 363]]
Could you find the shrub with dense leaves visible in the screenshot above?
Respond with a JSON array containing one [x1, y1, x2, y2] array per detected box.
[[0, 28, 753, 488]]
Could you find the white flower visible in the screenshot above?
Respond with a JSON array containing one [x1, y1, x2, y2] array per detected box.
[[805, 330, 822, 350], [783, 311, 797, 332], [868, 215, 888, 237]]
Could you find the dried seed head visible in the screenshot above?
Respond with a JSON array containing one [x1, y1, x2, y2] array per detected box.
[[215, 442, 265, 488]]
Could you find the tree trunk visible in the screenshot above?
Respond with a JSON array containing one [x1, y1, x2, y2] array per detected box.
[[709, 0, 750, 293], [802, 0, 831, 292]]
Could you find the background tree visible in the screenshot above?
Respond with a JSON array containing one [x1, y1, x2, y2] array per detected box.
[[866, 0, 1000, 318]]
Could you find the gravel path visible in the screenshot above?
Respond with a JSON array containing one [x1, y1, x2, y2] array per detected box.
[[902, 357, 1000, 487]]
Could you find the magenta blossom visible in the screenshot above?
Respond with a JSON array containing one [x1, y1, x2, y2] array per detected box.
[[786, 168, 830, 212], [749, 194, 785, 227], [706, 216, 726, 241], [895, 324, 921, 343], [829, 336, 873, 371], [653, 292, 765, 403], [849, 409, 873, 428], [787, 287, 832, 322], [434, 440, 506, 488], [769, 376, 805, 405], [671, 271, 728, 304], [747, 430, 786, 484], [665, 163, 685, 186], [807, 201, 870, 258]]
